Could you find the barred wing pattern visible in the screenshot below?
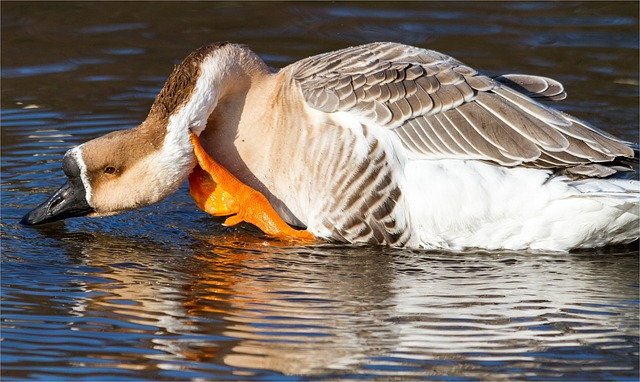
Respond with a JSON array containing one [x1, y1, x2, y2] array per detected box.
[[291, 42, 633, 175]]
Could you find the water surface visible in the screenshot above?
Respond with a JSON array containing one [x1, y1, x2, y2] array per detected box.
[[2, 2, 639, 380]]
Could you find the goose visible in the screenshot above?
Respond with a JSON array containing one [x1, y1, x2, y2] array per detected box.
[[21, 42, 639, 251]]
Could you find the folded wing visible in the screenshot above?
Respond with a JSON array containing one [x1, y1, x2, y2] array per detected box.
[[290, 42, 634, 177]]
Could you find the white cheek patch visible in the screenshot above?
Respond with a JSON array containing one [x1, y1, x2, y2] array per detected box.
[[69, 146, 93, 207]]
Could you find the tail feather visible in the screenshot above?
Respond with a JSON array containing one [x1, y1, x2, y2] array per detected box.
[[560, 177, 639, 247], [568, 178, 639, 193], [565, 178, 639, 212]]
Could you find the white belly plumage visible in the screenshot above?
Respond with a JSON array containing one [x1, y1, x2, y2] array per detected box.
[[400, 159, 639, 251]]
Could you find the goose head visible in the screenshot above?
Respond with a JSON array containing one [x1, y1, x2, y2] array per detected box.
[[22, 42, 269, 225]]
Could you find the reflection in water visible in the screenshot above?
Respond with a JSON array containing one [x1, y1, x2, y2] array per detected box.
[[13, 227, 635, 379], [16, 228, 199, 376], [184, 235, 639, 378], [187, 236, 399, 375]]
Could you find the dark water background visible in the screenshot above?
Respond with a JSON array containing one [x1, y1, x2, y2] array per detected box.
[[2, 2, 639, 380]]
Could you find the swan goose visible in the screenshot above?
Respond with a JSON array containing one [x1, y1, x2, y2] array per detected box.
[[22, 42, 639, 251]]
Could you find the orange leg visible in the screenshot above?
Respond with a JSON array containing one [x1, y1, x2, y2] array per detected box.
[[188, 133, 315, 242]]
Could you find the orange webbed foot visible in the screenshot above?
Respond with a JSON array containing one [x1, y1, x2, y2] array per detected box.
[[189, 133, 316, 244], [189, 165, 239, 216]]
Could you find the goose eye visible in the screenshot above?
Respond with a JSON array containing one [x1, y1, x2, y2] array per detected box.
[[104, 166, 117, 174]]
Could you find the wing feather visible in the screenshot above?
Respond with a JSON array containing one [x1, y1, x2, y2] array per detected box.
[[494, 73, 567, 101], [426, 115, 466, 155], [409, 121, 441, 155], [290, 42, 634, 176], [474, 92, 570, 151], [395, 126, 426, 154], [492, 87, 569, 126], [456, 101, 541, 161], [445, 109, 517, 165], [563, 135, 611, 161], [433, 113, 480, 156]]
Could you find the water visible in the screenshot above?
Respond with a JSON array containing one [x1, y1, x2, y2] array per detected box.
[[2, 2, 639, 380]]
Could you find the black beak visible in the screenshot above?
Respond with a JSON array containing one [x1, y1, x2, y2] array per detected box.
[[21, 178, 94, 226]]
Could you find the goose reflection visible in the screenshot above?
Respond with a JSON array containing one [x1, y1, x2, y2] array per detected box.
[[185, 234, 400, 374], [33, 228, 200, 369], [35, 225, 639, 377], [184, 235, 638, 376]]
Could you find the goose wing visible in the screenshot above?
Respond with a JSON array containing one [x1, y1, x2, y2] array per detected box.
[[290, 42, 633, 173]]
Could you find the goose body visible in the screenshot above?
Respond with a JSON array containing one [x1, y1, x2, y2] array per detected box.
[[22, 42, 639, 251]]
